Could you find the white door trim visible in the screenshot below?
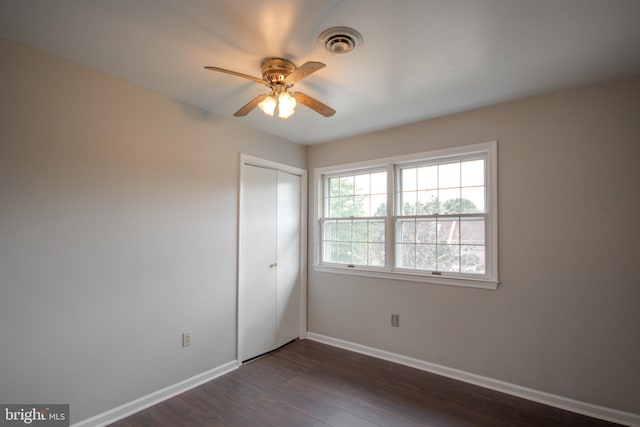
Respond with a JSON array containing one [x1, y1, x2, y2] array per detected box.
[[237, 154, 307, 363]]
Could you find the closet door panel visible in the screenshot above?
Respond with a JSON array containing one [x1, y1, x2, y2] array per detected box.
[[276, 171, 301, 347], [240, 165, 278, 361]]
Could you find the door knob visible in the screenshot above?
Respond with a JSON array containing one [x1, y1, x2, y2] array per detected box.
[[270, 263, 277, 268]]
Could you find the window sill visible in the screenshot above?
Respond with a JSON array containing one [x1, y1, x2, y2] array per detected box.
[[313, 264, 499, 290]]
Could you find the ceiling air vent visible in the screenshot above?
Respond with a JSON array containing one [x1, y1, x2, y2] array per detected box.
[[318, 27, 363, 54]]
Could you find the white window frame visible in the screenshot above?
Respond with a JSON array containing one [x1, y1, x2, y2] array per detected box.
[[313, 141, 498, 290]]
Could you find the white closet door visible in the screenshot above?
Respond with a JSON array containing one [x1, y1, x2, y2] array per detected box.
[[276, 171, 301, 347], [240, 165, 278, 361]]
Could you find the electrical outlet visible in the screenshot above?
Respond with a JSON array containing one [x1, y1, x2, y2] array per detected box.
[[391, 314, 399, 327], [182, 331, 192, 347]]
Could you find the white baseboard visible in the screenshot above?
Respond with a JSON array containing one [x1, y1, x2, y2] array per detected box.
[[306, 332, 640, 427], [72, 360, 239, 427]]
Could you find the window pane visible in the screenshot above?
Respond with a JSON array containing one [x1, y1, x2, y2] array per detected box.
[[417, 165, 437, 190], [337, 242, 351, 264], [461, 186, 485, 213], [339, 176, 354, 196], [323, 220, 337, 241], [369, 243, 385, 267], [352, 242, 367, 265], [369, 221, 385, 242], [336, 221, 352, 241], [461, 245, 485, 273], [328, 177, 340, 197], [352, 221, 368, 242], [326, 170, 387, 219], [437, 219, 460, 244], [439, 188, 461, 214], [417, 190, 438, 214], [371, 194, 387, 216], [437, 244, 460, 272], [329, 197, 342, 217], [416, 219, 437, 243], [354, 195, 370, 216], [341, 197, 358, 217], [461, 159, 485, 187], [439, 161, 460, 188], [354, 174, 370, 195], [401, 191, 417, 215], [400, 220, 416, 243], [460, 217, 485, 244], [402, 168, 417, 191], [322, 218, 385, 267], [398, 244, 416, 268], [323, 241, 336, 263], [416, 244, 437, 270], [371, 172, 387, 194]]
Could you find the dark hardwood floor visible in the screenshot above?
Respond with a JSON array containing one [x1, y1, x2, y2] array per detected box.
[[109, 339, 623, 427]]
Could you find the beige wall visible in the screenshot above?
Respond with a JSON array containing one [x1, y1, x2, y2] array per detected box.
[[307, 76, 640, 414], [0, 38, 305, 423]]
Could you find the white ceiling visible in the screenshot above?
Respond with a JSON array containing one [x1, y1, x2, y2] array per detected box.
[[2, 0, 640, 145]]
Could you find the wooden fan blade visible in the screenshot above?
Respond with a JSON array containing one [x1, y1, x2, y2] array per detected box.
[[234, 94, 269, 117], [284, 62, 325, 85], [204, 66, 268, 86], [292, 92, 336, 117]]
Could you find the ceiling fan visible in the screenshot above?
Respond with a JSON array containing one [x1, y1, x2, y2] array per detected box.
[[205, 58, 336, 119]]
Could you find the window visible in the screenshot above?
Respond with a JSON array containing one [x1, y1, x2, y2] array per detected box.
[[314, 141, 498, 289], [396, 157, 486, 275], [321, 169, 387, 267]]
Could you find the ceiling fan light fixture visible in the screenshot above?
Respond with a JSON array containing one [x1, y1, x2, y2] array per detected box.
[[258, 95, 277, 116], [277, 91, 296, 119], [318, 26, 363, 54]]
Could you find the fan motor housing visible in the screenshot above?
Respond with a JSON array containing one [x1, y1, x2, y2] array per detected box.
[[261, 58, 296, 84]]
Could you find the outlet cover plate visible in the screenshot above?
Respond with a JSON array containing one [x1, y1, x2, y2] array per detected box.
[[182, 331, 192, 347], [391, 314, 399, 327]]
